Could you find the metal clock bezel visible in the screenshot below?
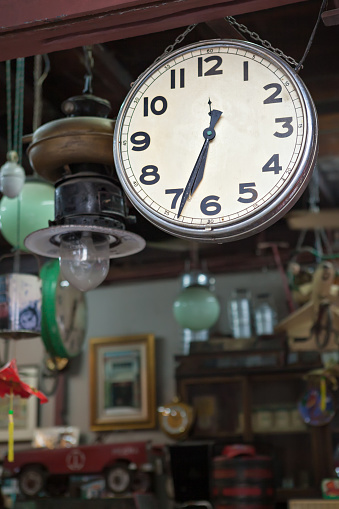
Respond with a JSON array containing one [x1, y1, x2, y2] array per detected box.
[[113, 38, 318, 243]]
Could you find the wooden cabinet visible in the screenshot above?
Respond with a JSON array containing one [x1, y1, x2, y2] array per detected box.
[[175, 348, 335, 504]]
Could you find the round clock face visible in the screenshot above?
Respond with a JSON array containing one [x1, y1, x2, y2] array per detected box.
[[113, 39, 318, 242]]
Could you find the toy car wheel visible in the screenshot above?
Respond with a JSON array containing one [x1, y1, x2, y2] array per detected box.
[[18, 466, 46, 497], [105, 464, 132, 494]]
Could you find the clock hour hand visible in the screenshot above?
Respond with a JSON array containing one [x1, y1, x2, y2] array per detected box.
[[177, 109, 222, 218]]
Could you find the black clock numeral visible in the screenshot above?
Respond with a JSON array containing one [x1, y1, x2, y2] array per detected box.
[[198, 56, 223, 77], [274, 117, 293, 138], [170, 68, 185, 89], [144, 96, 168, 116], [238, 183, 258, 203], [140, 165, 160, 185], [243, 61, 249, 81], [262, 154, 282, 174], [131, 131, 150, 151], [165, 188, 184, 209], [200, 195, 221, 215], [263, 83, 283, 104]]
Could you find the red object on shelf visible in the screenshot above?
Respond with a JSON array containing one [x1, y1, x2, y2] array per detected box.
[[222, 444, 256, 459], [0, 359, 48, 402]]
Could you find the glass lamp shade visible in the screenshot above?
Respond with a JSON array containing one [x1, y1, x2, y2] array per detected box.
[[173, 285, 220, 331], [0, 180, 55, 251], [59, 232, 110, 292]]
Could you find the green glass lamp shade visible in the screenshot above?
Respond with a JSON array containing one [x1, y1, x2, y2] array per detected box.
[[173, 285, 220, 331], [0, 180, 55, 251]]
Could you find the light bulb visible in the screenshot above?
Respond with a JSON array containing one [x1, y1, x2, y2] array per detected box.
[[59, 232, 110, 291], [173, 285, 220, 331]]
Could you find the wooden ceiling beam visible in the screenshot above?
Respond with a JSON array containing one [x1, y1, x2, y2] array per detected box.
[[104, 248, 292, 284], [0, 0, 308, 62]]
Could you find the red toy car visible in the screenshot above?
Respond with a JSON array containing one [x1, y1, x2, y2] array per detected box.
[[2, 441, 153, 497]]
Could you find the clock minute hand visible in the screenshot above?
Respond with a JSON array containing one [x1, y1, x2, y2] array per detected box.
[[177, 139, 209, 218], [177, 109, 222, 218], [191, 109, 222, 194]]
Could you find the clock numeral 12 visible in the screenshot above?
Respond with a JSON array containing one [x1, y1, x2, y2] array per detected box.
[[198, 56, 223, 77]]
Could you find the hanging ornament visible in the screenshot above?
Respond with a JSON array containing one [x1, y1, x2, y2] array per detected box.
[[298, 368, 338, 426], [0, 151, 25, 199], [0, 55, 54, 251], [0, 359, 48, 461], [0, 59, 26, 199]]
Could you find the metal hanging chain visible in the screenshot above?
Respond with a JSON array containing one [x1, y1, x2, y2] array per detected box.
[[131, 24, 197, 86], [152, 24, 197, 65], [226, 16, 299, 68], [226, 0, 328, 72], [295, 0, 328, 72]]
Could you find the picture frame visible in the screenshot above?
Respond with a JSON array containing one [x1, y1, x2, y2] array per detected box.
[[89, 334, 156, 431], [0, 365, 39, 441]]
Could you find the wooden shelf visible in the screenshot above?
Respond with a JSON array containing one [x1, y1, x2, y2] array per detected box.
[[276, 487, 321, 502]]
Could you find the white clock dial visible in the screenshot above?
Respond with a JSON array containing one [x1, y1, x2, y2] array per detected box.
[[114, 39, 318, 242]]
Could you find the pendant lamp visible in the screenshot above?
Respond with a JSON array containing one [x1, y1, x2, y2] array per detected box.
[[173, 258, 220, 354], [24, 47, 145, 292]]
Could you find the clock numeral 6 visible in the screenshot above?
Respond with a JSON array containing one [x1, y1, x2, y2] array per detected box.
[[140, 165, 160, 185], [131, 132, 150, 151], [238, 183, 258, 203], [200, 195, 221, 215], [198, 56, 223, 77], [274, 117, 293, 138], [144, 96, 168, 116]]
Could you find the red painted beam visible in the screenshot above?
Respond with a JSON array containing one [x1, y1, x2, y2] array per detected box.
[[0, 0, 307, 61]]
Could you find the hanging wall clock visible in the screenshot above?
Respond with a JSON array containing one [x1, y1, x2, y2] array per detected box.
[[40, 260, 87, 359], [113, 39, 318, 242]]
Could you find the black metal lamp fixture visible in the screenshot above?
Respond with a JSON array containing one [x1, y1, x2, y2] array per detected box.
[[25, 93, 145, 291]]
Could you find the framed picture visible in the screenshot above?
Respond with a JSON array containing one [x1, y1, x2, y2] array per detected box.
[[0, 365, 39, 441], [89, 334, 156, 431]]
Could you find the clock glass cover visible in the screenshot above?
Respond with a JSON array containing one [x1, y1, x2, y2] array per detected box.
[[113, 39, 318, 242]]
